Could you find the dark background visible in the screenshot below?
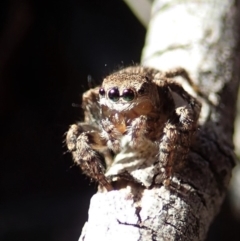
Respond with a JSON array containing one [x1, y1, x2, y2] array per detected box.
[[0, 1, 239, 241], [0, 1, 145, 240]]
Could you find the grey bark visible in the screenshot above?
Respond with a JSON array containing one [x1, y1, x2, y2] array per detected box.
[[79, 1, 239, 240]]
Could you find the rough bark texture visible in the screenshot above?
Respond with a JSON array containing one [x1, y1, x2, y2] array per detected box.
[[79, 1, 239, 240]]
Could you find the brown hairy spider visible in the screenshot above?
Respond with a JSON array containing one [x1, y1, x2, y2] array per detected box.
[[66, 66, 201, 191]]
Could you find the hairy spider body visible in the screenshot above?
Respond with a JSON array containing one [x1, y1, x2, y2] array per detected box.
[[66, 66, 201, 191]]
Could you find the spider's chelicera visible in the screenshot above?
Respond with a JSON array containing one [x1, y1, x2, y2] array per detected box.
[[66, 66, 201, 191]]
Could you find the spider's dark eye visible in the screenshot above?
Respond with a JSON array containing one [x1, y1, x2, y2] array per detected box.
[[122, 89, 135, 101], [99, 88, 105, 96], [108, 87, 120, 102]]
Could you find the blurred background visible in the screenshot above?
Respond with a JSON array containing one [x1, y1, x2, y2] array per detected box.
[[0, 1, 239, 241], [0, 0, 145, 240]]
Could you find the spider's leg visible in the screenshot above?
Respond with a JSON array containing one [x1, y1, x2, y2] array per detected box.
[[164, 68, 194, 85], [163, 67, 208, 100], [153, 80, 201, 186], [82, 86, 101, 125], [66, 123, 113, 191], [166, 81, 201, 131]]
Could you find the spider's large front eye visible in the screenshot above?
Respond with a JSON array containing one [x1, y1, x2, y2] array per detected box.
[[122, 89, 135, 101], [108, 87, 120, 102], [99, 88, 105, 96]]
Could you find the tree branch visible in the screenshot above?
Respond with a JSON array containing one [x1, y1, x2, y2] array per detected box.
[[79, 1, 239, 240]]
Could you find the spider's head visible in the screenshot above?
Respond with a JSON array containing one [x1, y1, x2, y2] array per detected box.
[[99, 72, 160, 113], [98, 72, 160, 133]]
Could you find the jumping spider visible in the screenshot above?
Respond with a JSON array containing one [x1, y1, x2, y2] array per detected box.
[[66, 66, 201, 191]]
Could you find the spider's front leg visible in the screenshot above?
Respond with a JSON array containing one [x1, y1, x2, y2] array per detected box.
[[159, 82, 201, 186], [66, 123, 113, 191], [168, 82, 201, 131]]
